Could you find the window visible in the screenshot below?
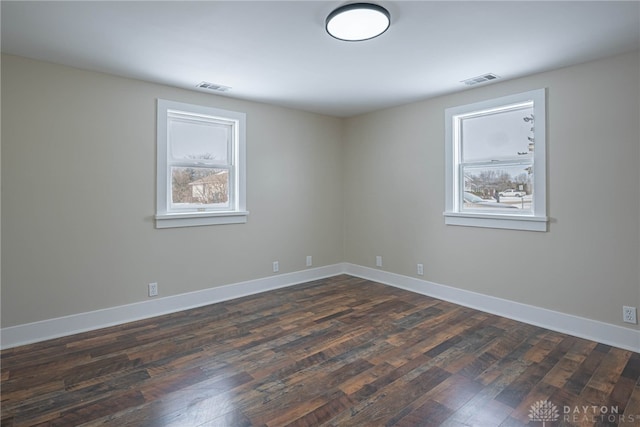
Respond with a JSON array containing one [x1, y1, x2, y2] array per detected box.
[[156, 99, 247, 228], [444, 89, 547, 231]]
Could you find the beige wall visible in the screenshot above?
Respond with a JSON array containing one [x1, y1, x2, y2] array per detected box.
[[1, 55, 344, 327], [344, 50, 640, 329], [2, 51, 639, 332]]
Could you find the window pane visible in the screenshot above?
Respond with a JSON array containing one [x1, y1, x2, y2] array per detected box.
[[463, 164, 533, 212], [461, 105, 534, 162], [169, 118, 230, 163], [171, 167, 230, 208]]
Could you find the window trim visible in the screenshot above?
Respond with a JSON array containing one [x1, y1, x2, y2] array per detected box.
[[444, 89, 547, 232], [156, 99, 248, 228]]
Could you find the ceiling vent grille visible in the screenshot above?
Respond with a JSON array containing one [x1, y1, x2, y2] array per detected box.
[[196, 81, 231, 92], [461, 73, 500, 86]]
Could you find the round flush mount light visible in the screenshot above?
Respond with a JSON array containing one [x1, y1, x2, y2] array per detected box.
[[326, 3, 390, 42]]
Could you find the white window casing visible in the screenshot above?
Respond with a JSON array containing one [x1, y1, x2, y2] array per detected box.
[[156, 99, 248, 228], [444, 89, 547, 231]]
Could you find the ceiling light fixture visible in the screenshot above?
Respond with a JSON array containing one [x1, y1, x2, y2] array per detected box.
[[326, 3, 390, 42]]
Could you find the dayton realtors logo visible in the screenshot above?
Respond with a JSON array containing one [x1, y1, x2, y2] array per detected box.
[[529, 400, 639, 425], [529, 400, 559, 426]]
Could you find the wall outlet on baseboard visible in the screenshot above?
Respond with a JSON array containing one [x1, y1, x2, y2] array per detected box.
[[306, 256, 312, 267], [375, 256, 382, 267], [417, 263, 424, 276], [623, 306, 637, 324], [148, 282, 158, 297], [273, 261, 279, 273]]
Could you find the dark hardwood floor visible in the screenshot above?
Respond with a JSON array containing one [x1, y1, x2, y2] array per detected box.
[[2, 275, 639, 426]]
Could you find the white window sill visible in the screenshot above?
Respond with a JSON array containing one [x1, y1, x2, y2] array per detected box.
[[155, 211, 249, 229], [444, 212, 547, 232]]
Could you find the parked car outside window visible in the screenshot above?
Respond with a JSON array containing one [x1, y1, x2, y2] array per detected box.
[[499, 189, 525, 197]]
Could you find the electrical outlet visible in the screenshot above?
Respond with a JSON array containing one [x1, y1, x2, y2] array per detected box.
[[376, 256, 382, 267], [623, 306, 637, 324], [306, 256, 312, 267], [148, 282, 158, 297], [273, 261, 279, 273], [417, 263, 424, 276]]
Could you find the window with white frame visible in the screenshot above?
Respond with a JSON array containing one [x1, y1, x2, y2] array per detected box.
[[156, 99, 247, 228], [444, 89, 547, 231]]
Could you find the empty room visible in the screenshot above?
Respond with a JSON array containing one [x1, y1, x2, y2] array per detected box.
[[1, 1, 640, 426]]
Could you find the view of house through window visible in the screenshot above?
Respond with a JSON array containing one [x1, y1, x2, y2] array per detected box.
[[460, 103, 535, 213], [167, 112, 233, 210], [156, 99, 247, 228], [172, 167, 230, 207]]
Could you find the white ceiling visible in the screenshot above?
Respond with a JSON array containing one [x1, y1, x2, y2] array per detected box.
[[2, 1, 639, 117]]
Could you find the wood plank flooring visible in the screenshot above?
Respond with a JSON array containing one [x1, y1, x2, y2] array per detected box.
[[2, 275, 639, 426]]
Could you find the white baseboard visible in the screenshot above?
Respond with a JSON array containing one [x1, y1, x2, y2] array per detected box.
[[0, 263, 346, 350], [3, 262, 638, 352], [344, 263, 640, 353]]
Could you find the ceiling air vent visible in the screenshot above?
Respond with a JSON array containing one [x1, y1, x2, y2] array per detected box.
[[461, 73, 500, 86], [196, 81, 231, 92]]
